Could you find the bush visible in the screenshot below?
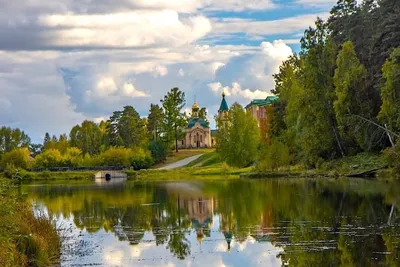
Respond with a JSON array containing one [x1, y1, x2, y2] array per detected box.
[[1, 148, 31, 169], [131, 148, 154, 170], [32, 149, 64, 169], [258, 139, 291, 172], [62, 147, 83, 167], [99, 147, 133, 167], [149, 140, 168, 163], [384, 142, 400, 174]]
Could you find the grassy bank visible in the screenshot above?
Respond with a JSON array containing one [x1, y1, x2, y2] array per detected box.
[[152, 148, 214, 169], [0, 176, 61, 266]]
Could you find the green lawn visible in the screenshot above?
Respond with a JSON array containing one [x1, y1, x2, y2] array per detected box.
[[152, 148, 215, 169]]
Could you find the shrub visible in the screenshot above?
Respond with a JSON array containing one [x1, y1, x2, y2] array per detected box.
[[258, 139, 291, 172], [99, 147, 133, 167], [1, 148, 31, 169], [383, 141, 400, 174], [131, 148, 154, 170], [149, 140, 168, 163], [32, 149, 63, 168], [62, 147, 83, 167]]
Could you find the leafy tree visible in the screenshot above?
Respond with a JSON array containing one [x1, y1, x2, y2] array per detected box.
[[43, 132, 51, 147], [147, 104, 164, 141], [334, 41, 371, 151], [107, 106, 147, 148], [149, 140, 168, 163], [0, 147, 31, 169], [216, 103, 260, 167], [258, 139, 291, 171], [378, 47, 400, 134], [0, 126, 31, 154], [69, 120, 102, 155], [119, 106, 147, 148], [161, 88, 186, 152], [33, 149, 64, 168], [198, 107, 208, 122]]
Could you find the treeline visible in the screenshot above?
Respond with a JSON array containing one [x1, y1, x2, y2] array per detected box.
[[0, 88, 201, 171], [217, 0, 400, 171]]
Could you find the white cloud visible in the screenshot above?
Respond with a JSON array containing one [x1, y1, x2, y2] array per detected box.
[[212, 13, 330, 36], [122, 83, 149, 97], [208, 82, 272, 100], [295, 0, 337, 7], [178, 68, 185, 77], [34, 11, 212, 49]]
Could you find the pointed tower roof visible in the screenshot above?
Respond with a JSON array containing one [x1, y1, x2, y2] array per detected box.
[[219, 92, 229, 112]]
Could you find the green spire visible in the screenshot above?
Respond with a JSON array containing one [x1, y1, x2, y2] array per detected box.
[[219, 92, 229, 112]]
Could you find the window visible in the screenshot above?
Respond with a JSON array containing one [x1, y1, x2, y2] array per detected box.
[[182, 140, 184, 145], [200, 135, 203, 143]]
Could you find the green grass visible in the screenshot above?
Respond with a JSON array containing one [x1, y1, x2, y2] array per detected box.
[[185, 151, 220, 167]]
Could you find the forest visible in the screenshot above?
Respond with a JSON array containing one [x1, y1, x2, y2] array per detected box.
[[244, 0, 400, 172]]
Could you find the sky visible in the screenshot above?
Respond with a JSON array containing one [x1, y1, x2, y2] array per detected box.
[[0, 0, 337, 143]]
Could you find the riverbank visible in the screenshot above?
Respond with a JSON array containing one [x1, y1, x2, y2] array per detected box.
[[1, 152, 394, 182], [0, 177, 61, 266]]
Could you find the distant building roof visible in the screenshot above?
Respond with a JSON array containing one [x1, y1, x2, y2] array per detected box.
[[188, 117, 209, 128], [219, 92, 229, 112], [211, 130, 219, 136], [245, 95, 279, 109]]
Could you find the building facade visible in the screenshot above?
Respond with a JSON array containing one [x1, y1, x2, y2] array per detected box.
[[179, 93, 229, 149], [245, 95, 279, 126]]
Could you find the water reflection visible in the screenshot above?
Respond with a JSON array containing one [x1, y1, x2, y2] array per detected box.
[[23, 178, 400, 266]]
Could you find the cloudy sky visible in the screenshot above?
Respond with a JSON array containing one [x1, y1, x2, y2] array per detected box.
[[0, 0, 336, 143]]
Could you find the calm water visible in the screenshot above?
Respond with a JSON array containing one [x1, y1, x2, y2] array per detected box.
[[22, 178, 400, 267]]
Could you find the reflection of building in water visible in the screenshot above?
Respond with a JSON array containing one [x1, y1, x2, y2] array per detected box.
[[178, 196, 215, 243], [251, 208, 273, 243], [220, 212, 235, 252]]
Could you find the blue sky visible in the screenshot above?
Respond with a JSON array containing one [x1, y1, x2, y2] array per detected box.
[[0, 0, 336, 143]]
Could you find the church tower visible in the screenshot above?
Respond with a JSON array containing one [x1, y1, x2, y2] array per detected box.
[[192, 101, 200, 118], [217, 92, 229, 125]]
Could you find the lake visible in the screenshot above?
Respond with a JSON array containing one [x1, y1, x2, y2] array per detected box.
[[22, 178, 400, 266]]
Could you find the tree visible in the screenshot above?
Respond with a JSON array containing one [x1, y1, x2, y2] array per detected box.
[[0, 147, 31, 169], [161, 88, 186, 152], [0, 126, 31, 154], [334, 41, 371, 151], [216, 103, 260, 167], [199, 108, 208, 122], [147, 104, 164, 141], [106, 106, 147, 148], [43, 132, 51, 147], [378, 47, 400, 134], [70, 120, 102, 155]]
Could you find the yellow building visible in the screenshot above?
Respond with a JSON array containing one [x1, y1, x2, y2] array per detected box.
[[179, 93, 229, 149]]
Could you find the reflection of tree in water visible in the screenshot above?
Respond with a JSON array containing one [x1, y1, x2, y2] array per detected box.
[[26, 179, 400, 263]]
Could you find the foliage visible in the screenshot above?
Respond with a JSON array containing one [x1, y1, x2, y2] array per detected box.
[[161, 87, 186, 152], [147, 104, 164, 141], [69, 120, 102, 155], [258, 139, 291, 171], [383, 141, 400, 174], [149, 140, 168, 163], [0, 147, 31, 169], [107, 106, 148, 149], [0, 178, 61, 266], [98, 147, 133, 167], [334, 41, 372, 151], [0, 126, 31, 154], [216, 103, 260, 167], [32, 149, 64, 169], [378, 47, 400, 133]]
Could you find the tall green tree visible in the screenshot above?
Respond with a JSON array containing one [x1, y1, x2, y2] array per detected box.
[[216, 103, 260, 167], [147, 104, 164, 141], [69, 120, 102, 155], [0, 126, 31, 154], [334, 41, 371, 151], [378, 47, 400, 134], [161, 88, 186, 152], [119, 106, 147, 147]]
